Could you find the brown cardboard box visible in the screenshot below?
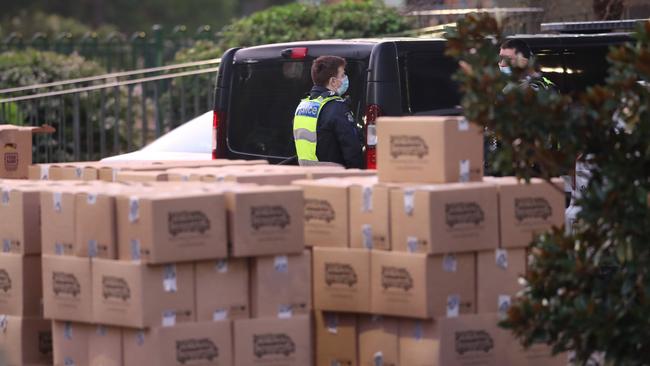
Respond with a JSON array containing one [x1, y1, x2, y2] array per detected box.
[[438, 313, 505, 366], [358, 315, 399, 366], [349, 180, 391, 250], [370, 251, 476, 318], [292, 179, 352, 247], [398, 319, 439, 366], [115, 170, 169, 182], [195, 258, 249, 321], [225, 185, 304, 257], [0, 124, 54, 179], [75, 190, 117, 259], [233, 315, 312, 366], [48, 164, 98, 181], [0, 185, 42, 254], [376, 116, 483, 184], [312, 247, 370, 313], [493, 177, 565, 248], [92, 259, 195, 328], [0, 315, 52, 366], [52, 320, 92, 366], [28, 164, 52, 180], [41, 187, 79, 256], [89, 325, 123, 366], [42, 255, 93, 322], [251, 251, 311, 318], [314, 311, 357, 366], [390, 182, 499, 254], [477, 248, 526, 314], [0, 254, 42, 316], [123, 321, 233, 366], [116, 190, 227, 263]]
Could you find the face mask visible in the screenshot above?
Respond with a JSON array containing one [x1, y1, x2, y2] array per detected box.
[[336, 75, 349, 95], [500, 66, 512, 75]]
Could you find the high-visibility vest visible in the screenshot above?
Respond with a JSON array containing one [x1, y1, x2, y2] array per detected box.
[[293, 95, 342, 166]]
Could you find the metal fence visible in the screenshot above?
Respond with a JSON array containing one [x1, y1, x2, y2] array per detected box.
[[0, 59, 220, 163], [1, 25, 218, 71]]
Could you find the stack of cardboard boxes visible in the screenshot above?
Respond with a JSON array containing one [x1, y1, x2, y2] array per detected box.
[[0, 179, 53, 365], [299, 116, 568, 365], [30, 177, 317, 366]]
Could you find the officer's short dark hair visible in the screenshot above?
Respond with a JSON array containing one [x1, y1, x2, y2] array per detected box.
[[311, 56, 346, 87], [500, 39, 532, 59]]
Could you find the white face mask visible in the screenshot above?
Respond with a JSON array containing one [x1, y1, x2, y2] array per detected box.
[[336, 75, 349, 95], [500, 66, 512, 75]]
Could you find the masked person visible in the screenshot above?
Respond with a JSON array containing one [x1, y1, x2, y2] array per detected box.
[[293, 55, 363, 168], [498, 39, 557, 92]]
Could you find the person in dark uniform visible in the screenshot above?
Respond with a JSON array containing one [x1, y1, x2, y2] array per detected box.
[[498, 39, 558, 92], [293, 55, 363, 168]]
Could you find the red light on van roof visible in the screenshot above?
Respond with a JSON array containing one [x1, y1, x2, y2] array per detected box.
[[281, 47, 308, 59]]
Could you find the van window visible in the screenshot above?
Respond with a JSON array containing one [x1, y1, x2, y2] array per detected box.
[[227, 59, 366, 159], [399, 52, 461, 115], [562, 45, 610, 93]]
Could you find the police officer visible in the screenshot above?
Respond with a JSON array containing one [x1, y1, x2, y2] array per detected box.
[[498, 39, 558, 92], [293, 55, 363, 168]]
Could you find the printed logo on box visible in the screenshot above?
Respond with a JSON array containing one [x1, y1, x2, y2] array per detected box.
[[102, 276, 131, 301], [253, 333, 296, 358], [250, 205, 291, 230], [389, 135, 429, 159], [324, 263, 358, 287], [445, 202, 485, 228], [0, 269, 12, 292], [381, 266, 414, 291], [168, 210, 211, 236], [3, 152, 18, 171], [304, 199, 335, 223], [176, 338, 219, 363], [454, 330, 495, 355], [52, 272, 81, 297], [514, 197, 552, 222]]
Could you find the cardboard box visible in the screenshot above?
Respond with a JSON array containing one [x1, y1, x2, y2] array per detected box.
[[398, 319, 439, 366], [312, 247, 370, 313], [0, 124, 54, 179], [89, 325, 123, 366], [358, 315, 399, 366], [42, 255, 93, 323], [0, 185, 42, 254], [370, 251, 475, 318], [349, 180, 391, 250], [390, 182, 499, 254], [115, 170, 169, 182], [438, 313, 505, 366], [376, 116, 483, 184], [251, 251, 311, 318], [116, 190, 227, 263], [47, 164, 99, 181], [92, 259, 195, 328], [75, 190, 117, 258], [28, 164, 53, 180], [195, 258, 250, 321], [52, 320, 92, 366], [41, 187, 79, 256], [226, 185, 304, 257], [293, 179, 352, 247], [123, 321, 233, 366], [233, 315, 312, 366], [0, 254, 42, 316], [0, 315, 52, 366], [314, 311, 357, 366], [477, 248, 526, 314], [493, 177, 565, 248]]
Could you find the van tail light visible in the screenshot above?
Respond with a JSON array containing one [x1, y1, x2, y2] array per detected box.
[[212, 110, 226, 159], [364, 104, 382, 170], [281, 47, 308, 59]]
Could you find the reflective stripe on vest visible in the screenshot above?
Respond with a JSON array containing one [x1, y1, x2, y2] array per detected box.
[[293, 95, 341, 164]]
